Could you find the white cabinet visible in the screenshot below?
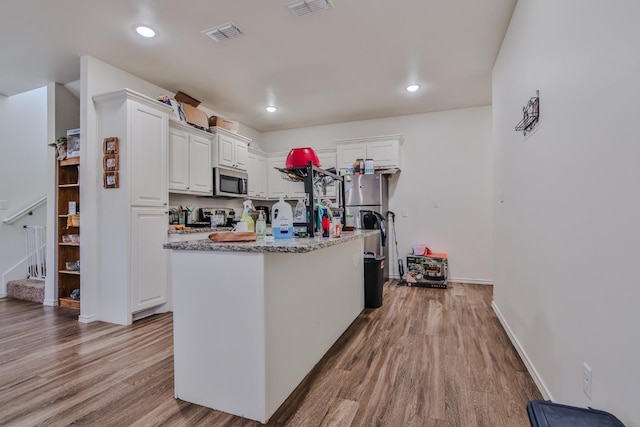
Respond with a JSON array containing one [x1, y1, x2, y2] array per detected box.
[[131, 207, 169, 312], [316, 149, 337, 198], [93, 89, 172, 325], [211, 127, 250, 171], [169, 123, 212, 195], [267, 154, 306, 200], [247, 149, 267, 198], [267, 156, 288, 198], [335, 134, 403, 172], [129, 101, 169, 207], [336, 143, 366, 171]]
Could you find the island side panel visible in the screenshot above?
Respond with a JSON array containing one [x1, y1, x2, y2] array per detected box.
[[264, 238, 364, 418], [171, 250, 268, 422]]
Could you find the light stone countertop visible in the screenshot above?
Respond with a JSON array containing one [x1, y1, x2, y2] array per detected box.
[[167, 227, 232, 234], [163, 229, 379, 253]]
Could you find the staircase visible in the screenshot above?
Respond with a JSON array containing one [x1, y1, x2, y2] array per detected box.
[[7, 279, 45, 304]]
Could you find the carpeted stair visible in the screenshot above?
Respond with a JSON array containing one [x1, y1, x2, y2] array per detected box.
[[7, 279, 45, 304]]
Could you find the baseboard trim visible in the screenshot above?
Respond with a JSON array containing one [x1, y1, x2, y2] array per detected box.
[[43, 298, 57, 307], [0, 292, 6, 298], [449, 277, 493, 285], [492, 300, 552, 400], [78, 314, 97, 324]]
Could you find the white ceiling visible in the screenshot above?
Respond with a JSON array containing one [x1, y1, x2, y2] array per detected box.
[[0, 0, 516, 132]]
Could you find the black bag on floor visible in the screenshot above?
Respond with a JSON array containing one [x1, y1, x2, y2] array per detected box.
[[527, 400, 625, 427]]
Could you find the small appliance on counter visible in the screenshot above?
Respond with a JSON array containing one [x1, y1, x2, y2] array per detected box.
[[199, 208, 228, 227]]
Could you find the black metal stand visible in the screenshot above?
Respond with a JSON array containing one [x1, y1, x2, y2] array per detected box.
[[277, 161, 343, 238]]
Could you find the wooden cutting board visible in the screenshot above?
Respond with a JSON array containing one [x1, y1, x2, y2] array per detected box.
[[209, 231, 257, 242]]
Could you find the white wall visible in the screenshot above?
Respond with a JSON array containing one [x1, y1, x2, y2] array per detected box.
[[0, 87, 48, 296], [492, 1, 640, 425], [261, 107, 493, 283]]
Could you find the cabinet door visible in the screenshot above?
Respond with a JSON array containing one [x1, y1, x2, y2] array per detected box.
[[188, 135, 212, 194], [288, 179, 307, 199], [336, 143, 366, 171], [217, 134, 236, 168], [267, 157, 288, 198], [367, 139, 400, 169], [168, 128, 189, 192], [130, 101, 168, 207], [234, 140, 248, 171], [256, 156, 267, 197], [131, 207, 168, 313], [317, 151, 337, 198], [247, 152, 262, 197]]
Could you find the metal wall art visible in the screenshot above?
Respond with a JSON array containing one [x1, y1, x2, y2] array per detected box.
[[515, 90, 540, 135]]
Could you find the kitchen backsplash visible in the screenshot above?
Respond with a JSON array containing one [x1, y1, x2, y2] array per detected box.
[[169, 194, 244, 222]]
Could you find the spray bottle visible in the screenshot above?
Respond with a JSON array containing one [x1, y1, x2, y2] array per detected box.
[[241, 199, 255, 232]]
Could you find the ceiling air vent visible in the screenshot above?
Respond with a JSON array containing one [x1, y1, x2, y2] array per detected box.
[[204, 23, 243, 42], [287, 0, 334, 16]]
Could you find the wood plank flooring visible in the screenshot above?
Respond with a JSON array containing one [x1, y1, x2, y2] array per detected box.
[[0, 281, 541, 426]]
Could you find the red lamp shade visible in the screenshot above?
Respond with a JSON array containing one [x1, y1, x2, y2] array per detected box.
[[285, 147, 320, 169]]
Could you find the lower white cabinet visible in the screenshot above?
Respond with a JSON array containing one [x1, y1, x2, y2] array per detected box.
[[169, 123, 212, 195], [131, 207, 169, 313]]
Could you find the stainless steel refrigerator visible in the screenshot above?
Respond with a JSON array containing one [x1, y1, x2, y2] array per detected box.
[[343, 173, 389, 278]]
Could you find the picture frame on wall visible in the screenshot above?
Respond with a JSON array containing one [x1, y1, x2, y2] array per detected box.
[[103, 137, 119, 154], [103, 171, 119, 188], [103, 153, 119, 171]]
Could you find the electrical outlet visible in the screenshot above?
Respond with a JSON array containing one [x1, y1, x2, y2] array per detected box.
[[401, 209, 408, 217], [583, 363, 592, 399], [432, 199, 439, 208]]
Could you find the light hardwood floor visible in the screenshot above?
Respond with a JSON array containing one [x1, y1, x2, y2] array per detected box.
[[0, 281, 541, 426]]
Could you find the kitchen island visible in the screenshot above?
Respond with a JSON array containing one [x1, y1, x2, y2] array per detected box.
[[163, 230, 378, 423]]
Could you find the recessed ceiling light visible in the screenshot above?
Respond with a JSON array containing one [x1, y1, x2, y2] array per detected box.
[[405, 84, 420, 92], [265, 106, 278, 113], [133, 25, 157, 38]]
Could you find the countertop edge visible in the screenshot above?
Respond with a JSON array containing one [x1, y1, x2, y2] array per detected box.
[[163, 230, 379, 253]]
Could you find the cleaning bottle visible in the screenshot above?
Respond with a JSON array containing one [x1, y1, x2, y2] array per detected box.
[[241, 199, 255, 232], [294, 198, 307, 236], [256, 210, 266, 239], [322, 211, 330, 238], [272, 196, 294, 239]]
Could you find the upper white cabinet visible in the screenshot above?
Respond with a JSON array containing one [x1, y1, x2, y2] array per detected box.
[[336, 143, 366, 171], [335, 134, 403, 173], [247, 149, 267, 198], [169, 122, 212, 195], [267, 154, 306, 200], [129, 100, 169, 207], [211, 126, 250, 171], [316, 149, 337, 198]]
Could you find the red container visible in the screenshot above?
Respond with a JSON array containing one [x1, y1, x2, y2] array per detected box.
[[285, 147, 320, 169]]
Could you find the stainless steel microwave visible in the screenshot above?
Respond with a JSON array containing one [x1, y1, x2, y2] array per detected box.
[[213, 167, 248, 198]]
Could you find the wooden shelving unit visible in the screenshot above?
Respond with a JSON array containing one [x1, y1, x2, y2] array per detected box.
[[57, 156, 80, 309]]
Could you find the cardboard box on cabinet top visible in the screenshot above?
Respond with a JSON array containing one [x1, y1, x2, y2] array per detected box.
[[183, 103, 209, 129], [175, 91, 200, 108], [209, 116, 239, 133]]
